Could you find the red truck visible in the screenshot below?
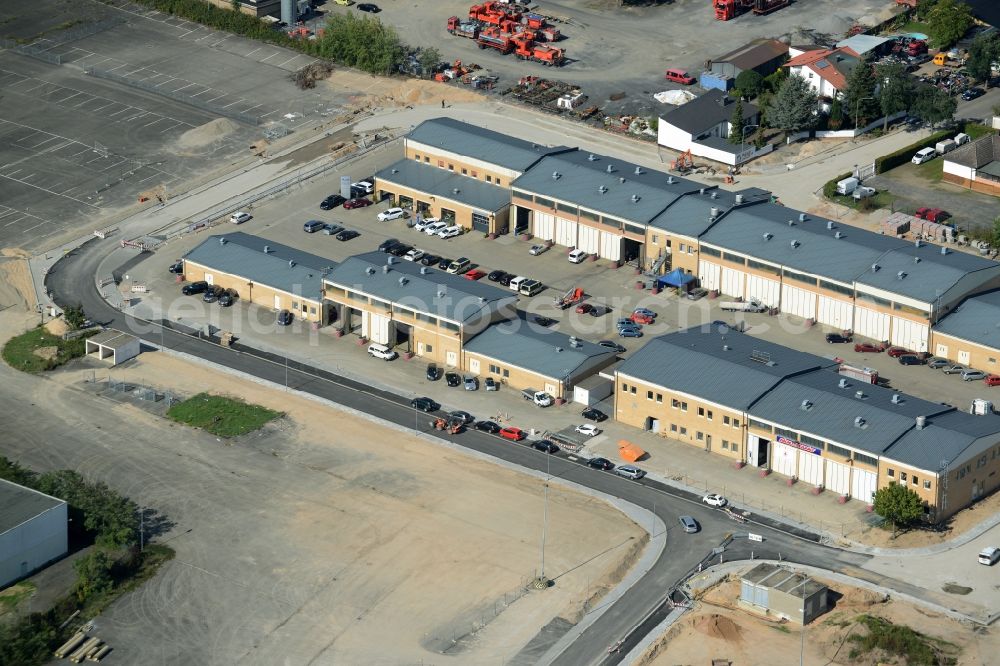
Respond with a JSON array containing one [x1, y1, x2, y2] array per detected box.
[[477, 30, 515, 54], [446, 16, 480, 39]]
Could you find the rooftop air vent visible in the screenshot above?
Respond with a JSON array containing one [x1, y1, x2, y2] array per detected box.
[[711, 191, 718, 200], [787, 219, 795, 226], [598, 185, 608, 194], [555, 346, 563, 352], [763, 233, 772, 241], [800, 399, 813, 411], [387, 256, 397, 264], [699, 187, 706, 195], [588, 153, 597, 161], [916, 415, 926, 429], [855, 390, 865, 399], [382, 264, 390, 273], [631, 194, 640, 203], [826, 220, 834, 230], [288, 260, 295, 267], [619, 176, 626, 183], [914, 256, 921, 264], [391, 168, 398, 174], [219, 237, 227, 245], [722, 344, 731, 351], [420, 266, 430, 274], [264, 245, 271, 253], [606, 164, 615, 173], [667, 176, 675, 184], [897, 271, 907, 280], [871, 263, 880, 272], [365, 267, 376, 275], [799, 213, 807, 222], [479, 296, 486, 303], [835, 231, 843, 239], [710, 206, 719, 218], [452, 188, 460, 195], [790, 239, 800, 248], [941, 246, 948, 255], [838, 378, 849, 389], [437, 288, 446, 298], [854, 416, 866, 428], [398, 276, 408, 285], [552, 171, 561, 180], [891, 394, 902, 404], [634, 166, 642, 175], [735, 193, 744, 204]]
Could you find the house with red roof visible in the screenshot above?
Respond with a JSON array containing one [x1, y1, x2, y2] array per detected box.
[[785, 46, 859, 101]]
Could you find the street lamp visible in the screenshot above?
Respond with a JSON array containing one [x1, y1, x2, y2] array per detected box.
[[882, 78, 892, 131]]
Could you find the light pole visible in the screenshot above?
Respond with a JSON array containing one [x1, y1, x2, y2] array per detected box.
[[855, 96, 875, 132], [740, 124, 760, 164], [540, 452, 550, 584], [882, 78, 892, 131]]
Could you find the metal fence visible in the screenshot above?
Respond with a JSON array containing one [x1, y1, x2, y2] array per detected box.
[[0, 18, 125, 65], [105, 378, 179, 405], [0, 40, 63, 65], [84, 66, 262, 126]]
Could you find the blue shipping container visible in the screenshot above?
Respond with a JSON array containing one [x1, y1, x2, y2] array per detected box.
[[699, 72, 733, 91]]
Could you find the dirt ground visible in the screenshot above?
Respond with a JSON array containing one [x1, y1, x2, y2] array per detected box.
[[36, 349, 646, 663], [639, 573, 998, 666], [322, 70, 484, 113]]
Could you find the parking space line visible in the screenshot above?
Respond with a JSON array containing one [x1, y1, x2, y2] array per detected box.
[[173, 83, 198, 92], [189, 89, 212, 97], [220, 99, 242, 109], [203, 94, 227, 103], [258, 53, 278, 62], [276, 57, 299, 68], [140, 118, 163, 128], [245, 47, 261, 57]]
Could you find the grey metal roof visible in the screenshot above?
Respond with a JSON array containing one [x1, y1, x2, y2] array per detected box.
[[376, 159, 511, 213], [323, 252, 516, 324], [835, 34, 892, 55], [0, 479, 65, 534], [933, 289, 1000, 348], [660, 90, 758, 135], [855, 243, 1000, 303], [616, 326, 835, 411], [183, 232, 333, 300], [945, 134, 1000, 169], [886, 409, 1000, 471], [464, 319, 617, 379], [648, 187, 769, 238], [512, 150, 703, 225], [701, 204, 904, 284], [406, 117, 567, 173]]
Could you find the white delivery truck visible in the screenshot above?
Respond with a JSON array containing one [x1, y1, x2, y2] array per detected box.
[[719, 299, 766, 312]]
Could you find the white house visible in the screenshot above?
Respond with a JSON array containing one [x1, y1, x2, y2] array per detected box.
[[658, 90, 761, 166], [785, 47, 858, 100]]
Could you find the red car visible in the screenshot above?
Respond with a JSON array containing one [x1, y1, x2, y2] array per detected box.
[[886, 347, 908, 358], [464, 269, 486, 281], [986, 375, 1000, 386], [499, 426, 526, 441], [914, 207, 950, 223], [575, 303, 594, 314], [343, 198, 372, 210], [854, 343, 883, 353], [631, 313, 655, 325]]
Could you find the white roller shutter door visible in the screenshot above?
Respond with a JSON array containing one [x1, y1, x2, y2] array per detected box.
[[599, 231, 621, 260], [851, 469, 877, 504], [825, 460, 851, 495], [772, 442, 798, 477], [781, 284, 817, 320], [854, 306, 890, 341], [369, 314, 391, 344], [798, 452, 824, 486], [360, 312, 370, 338], [534, 212, 555, 241], [890, 317, 928, 353], [817, 296, 853, 328], [578, 224, 599, 254], [556, 216, 577, 247], [746, 275, 780, 307], [699, 262, 721, 292], [722, 268, 743, 297]]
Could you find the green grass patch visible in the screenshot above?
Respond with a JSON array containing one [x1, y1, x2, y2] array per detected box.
[[898, 22, 930, 36], [167, 392, 282, 438], [770, 623, 791, 633], [826, 190, 898, 211], [963, 123, 995, 140], [80, 545, 176, 616], [0, 582, 36, 615], [911, 158, 944, 182], [1, 328, 93, 373], [848, 614, 959, 665]]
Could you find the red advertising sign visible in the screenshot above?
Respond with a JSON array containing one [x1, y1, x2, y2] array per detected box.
[[776, 434, 820, 455]]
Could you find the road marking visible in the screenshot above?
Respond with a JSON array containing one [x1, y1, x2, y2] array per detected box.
[[258, 53, 278, 62], [245, 47, 261, 57], [276, 57, 299, 68]]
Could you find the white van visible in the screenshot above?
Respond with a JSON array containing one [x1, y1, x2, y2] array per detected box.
[[367, 343, 397, 361], [519, 279, 544, 296], [508, 276, 527, 292], [568, 249, 587, 263], [979, 546, 1000, 565], [911, 147, 936, 164], [836, 177, 859, 195]]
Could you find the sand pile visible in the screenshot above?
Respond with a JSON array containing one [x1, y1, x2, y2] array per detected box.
[[44, 318, 69, 336], [176, 118, 240, 150], [32, 346, 58, 361], [694, 614, 742, 642]]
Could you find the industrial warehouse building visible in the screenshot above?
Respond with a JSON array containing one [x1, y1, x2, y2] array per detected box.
[[740, 564, 829, 625], [0, 479, 68, 588], [182, 232, 333, 324], [942, 134, 1000, 197], [932, 290, 1000, 370], [615, 326, 1000, 521]]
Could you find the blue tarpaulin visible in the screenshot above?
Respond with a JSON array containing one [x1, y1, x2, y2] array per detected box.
[[657, 269, 696, 288]]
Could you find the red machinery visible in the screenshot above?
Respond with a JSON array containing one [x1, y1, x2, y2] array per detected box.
[[469, 1, 522, 26], [446, 16, 479, 39], [713, 0, 787, 20], [477, 27, 515, 54]]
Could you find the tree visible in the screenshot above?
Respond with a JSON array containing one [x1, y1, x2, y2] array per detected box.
[[829, 98, 844, 130], [872, 482, 924, 536], [417, 47, 441, 78], [728, 98, 745, 145], [992, 216, 1000, 247], [0, 456, 37, 486], [230, 0, 240, 11], [734, 70, 765, 99], [926, 0, 974, 49], [74, 550, 115, 601], [875, 61, 914, 129], [63, 304, 86, 330], [842, 57, 879, 127], [911, 83, 957, 124], [766, 75, 817, 133], [966, 33, 1000, 82]]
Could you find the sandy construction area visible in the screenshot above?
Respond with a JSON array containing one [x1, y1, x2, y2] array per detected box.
[[33, 349, 645, 664]]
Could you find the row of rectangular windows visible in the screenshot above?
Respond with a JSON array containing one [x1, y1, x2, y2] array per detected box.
[[412, 154, 503, 186], [886, 469, 932, 490]]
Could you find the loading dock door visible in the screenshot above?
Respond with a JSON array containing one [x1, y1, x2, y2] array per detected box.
[[721, 268, 743, 297], [699, 262, 721, 292], [851, 469, 877, 504], [890, 317, 928, 353], [825, 460, 851, 495], [817, 296, 852, 328], [854, 306, 890, 341], [534, 212, 555, 241], [578, 225, 599, 254], [772, 441, 797, 477], [781, 284, 817, 320], [747, 434, 769, 467], [798, 452, 824, 486], [599, 231, 622, 260], [746, 275, 780, 307], [471, 211, 490, 233], [556, 216, 577, 248]]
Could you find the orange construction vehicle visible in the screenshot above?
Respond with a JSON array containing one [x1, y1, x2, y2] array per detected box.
[[447, 16, 480, 39], [713, 0, 787, 20], [477, 27, 515, 54]]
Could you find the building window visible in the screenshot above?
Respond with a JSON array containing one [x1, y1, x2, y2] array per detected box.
[[679, 243, 686, 253], [731, 442, 739, 454], [425, 344, 433, 353], [887, 468, 894, 477], [723, 415, 731, 425], [647, 390, 653, 400], [687, 246, 694, 255], [437, 160, 444, 167], [461, 168, 467, 175], [448, 164, 454, 171], [503, 369, 510, 378], [733, 419, 740, 428], [679, 427, 687, 435], [424, 156, 430, 163], [670, 424, 678, 433], [652, 234, 659, 243], [923, 480, 931, 490], [672, 399, 681, 409], [292, 302, 299, 310], [491, 364, 501, 374], [990, 358, 997, 364], [900, 472, 907, 481], [696, 432, 704, 441], [681, 401, 688, 411], [698, 407, 704, 417], [748, 418, 771, 432], [414, 153, 420, 161], [722, 440, 730, 450], [912, 475, 919, 485], [471, 171, 478, 177], [707, 410, 713, 420], [656, 393, 663, 403], [310, 306, 316, 314], [631, 386, 637, 394], [827, 443, 850, 458], [622, 382, 629, 392], [497, 179, 503, 186], [486, 175, 493, 183], [701, 246, 721, 257]]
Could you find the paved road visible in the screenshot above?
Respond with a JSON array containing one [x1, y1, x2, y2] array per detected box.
[[45, 236, 874, 664]]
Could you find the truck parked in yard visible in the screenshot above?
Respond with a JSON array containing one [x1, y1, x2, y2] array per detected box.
[[719, 299, 766, 312], [522, 389, 554, 407]]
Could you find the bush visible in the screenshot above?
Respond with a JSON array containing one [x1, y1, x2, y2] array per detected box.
[[1, 327, 93, 373], [874, 129, 952, 173]]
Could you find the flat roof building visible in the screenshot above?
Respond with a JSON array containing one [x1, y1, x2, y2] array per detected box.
[[1, 479, 68, 588]]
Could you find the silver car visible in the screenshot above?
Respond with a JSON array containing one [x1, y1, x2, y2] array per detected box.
[[679, 516, 699, 533], [942, 365, 966, 375], [927, 358, 950, 369], [962, 369, 987, 381], [614, 465, 646, 480], [529, 244, 549, 256]]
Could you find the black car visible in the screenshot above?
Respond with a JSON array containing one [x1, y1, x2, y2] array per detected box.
[[825, 333, 852, 343], [475, 420, 502, 434], [598, 340, 626, 353], [277, 309, 293, 326], [587, 457, 615, 471], [181, 281, 208, 295], [168, 261, 183, 274], [962, 87, 985, 101], [320, 194, 346, 210], [336, 229, 359, 241], [532, 315, 557, 327], [218, 289, 237, 307], [445, 372, 461, 387], [588, 305, 609, 317], [487, 269, 508, 282], [357, 2, 380, 12], [532, 439, 559, 454], [203, 287, 219, 303], [582, 408, 608, 422], [410, 396, 439, 412], [420, 254, 440, 266], [378, 238, 399, 252], [389, 243, 413, 257], [899, 354, 925, 365], [426, 363, 442, 381], [497, 273, 514, 287], [437, 257, 452, 270]]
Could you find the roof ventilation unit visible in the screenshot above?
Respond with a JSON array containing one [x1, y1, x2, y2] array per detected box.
[[598, 185, 608, 194], [763, 233, 772, 241], [871, 263, 880, 272], [855, 390, 865, 399], [826, 220, 834, 230], [391, 168, 398, 174], [288, 260, 295, 267], [452, 188, 460, 195], [897, 271, 907, 280], [631, 194, 640, 202], [891, 394, 902, 404], [588, 153, 597, 161], [735, 193, 744, 204], [219, 237, 227, 245], [619, 176, 626, 183], [710, 207, 719, 218], [699, 187, 706, 195], [436, 288, 446, 298], [634, 166, 642, 175], [711, 191, 718, 199], [854, 416, 866, 428], [916, 415, 926, 429], [971, 399, 992, 416], [790, 239, 800, 248], [552, 171, 561, 180], [478, 296, 486, 303], [555, 346, 563, 352], [569, 336, 581, 347], [838, 378, 849, 389], [914, 256, 921, 264], [799, 213, 807, 222], [398, 277, 408, 285], [387, 256, 396, 264], [382, 264, 390, 273], [834, 231, 843, 239], [606, 164, 615, 173], [667, 176, 675, 184], [722, 344, 731, 351], [787, 219, 795, 226], [365, 267, 376, 275], [263, 245, 271, 253], [800, 399, 813, 410]]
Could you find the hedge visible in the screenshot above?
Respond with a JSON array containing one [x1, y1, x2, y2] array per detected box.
[[874, 129, 953, 173], [823, 171, 854, 199]]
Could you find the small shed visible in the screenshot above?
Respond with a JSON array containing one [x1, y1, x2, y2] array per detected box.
[[573, 374, 614, 406], [84, 329, 140, 366], [740, 563, 828, 625]]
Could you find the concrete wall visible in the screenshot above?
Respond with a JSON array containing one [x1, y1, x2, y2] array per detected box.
[[182, 261, 324, 323], [0, 502, 67, 588]]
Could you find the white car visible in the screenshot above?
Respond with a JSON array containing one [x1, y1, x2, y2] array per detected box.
[[529, 244, 549, 256], [377, 207, 406, 222], [352, 180, 374, 194], [230, 211, 251, 224], [437, 225, 462, 239], [424, 221, 448, 235], [568, 248, 587, 263], [575, 423, 600, 437], [413, 216, 438, 232], [404, 248, 425, 262], [702, 493, 728, 508], [911, 147, 936, 164]]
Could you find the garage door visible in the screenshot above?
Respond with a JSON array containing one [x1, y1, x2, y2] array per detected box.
[[556, 216, 577, 247], [851, 469, 877, 504], [369, 314, 391, 344], [781, 284, 817, 320], [699, 262, 721, 292], [471, 211, 490, 233], [746, 275, 780, 307], [578, 224, 599, 254], [817, 296, 853, 329], [855, 306, 890, 341], [890, 317, 928, 353], [772, 442, 798, 477], [599, 231, 622, 260], [798, 451, 824, 486], [534, 212, 555, 241], [825, 460, 851, 495], [722, 268, 743, 298]]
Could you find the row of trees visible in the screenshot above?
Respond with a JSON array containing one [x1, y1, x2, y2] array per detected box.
[[919, 0, 975, 49]]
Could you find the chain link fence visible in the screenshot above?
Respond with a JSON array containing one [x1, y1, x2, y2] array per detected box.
[[1, 18, 125, 66], [104, 378, 180, 405]]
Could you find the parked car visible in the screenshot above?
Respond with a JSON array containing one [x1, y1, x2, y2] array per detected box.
[[366, 343, 397, 360], [942, 364, 967, 374], [568, 248, 587, 263], [218, 289, 237, 307], [357, 2, 380, 12], [588, 305, 609, 317], [446, 258, 470, 274], [276, 309, 293, 326], [320, 194, 346, 210], [413, 217, 439, 232], [678, 516, 699, 533], [404, 248, 425, 262], [336, 229, 359, 241], [687, 288, 708, 300], [518, 280, 544, 296], [426, 363, 442, 381], [886, 346, 908, 357], [619, 328, 643, 338], [437, 257, 452, 270], [475, 420, 502, 434], [202, 286, 221, 303], [230, 211, 251, 224], [343, 198, 372, 209], [464, 269, 486, 281], [437, 225, 462, 239], [378, 238, 399, 252], [450, 410, 475, 425], [532, 439, 559, 453], [598, 340, 626, 352], [962, 87, 985, 101], [529, 244, 549, 256], [378, 207, 406, 222], [979, 546, 1000, 565], [631, 312, 655, 325], [420, 253, 440, 266], [463, 376, 479, 391], [484, 377, 498, 391], [914, 207, 950, 223], [986, 375, 1000, 386], [962, 369, 988, 381], [702, 493, 728, 507], [388, 243, 412, 257], [322, 223, 344, 236], [664, 68, 695, 84], [911, 147, 936, 164], [575, 303, 594, 315], [633, 308, 657, 318], [497, 272, 514, 287], [445, 372, 462, 387], [533, 316, 557, 327], [927, 357, 950, 369], [898, 355, 925, 365], [423, 221, 448, 235], [487, 269, 508, 282], [499, 426, 526, 441], [302, 219, 325, 233], [826, 333, 852, 343], [181, 281, 208, 295], [575, 423, 600, 437], [168, 261, 184, 274], [616, 318, 640, 330], [410, 397, 439, 412], [582, 407, 607, 422], [615, 465, 646, 480], [587, 457, 615, 471]]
